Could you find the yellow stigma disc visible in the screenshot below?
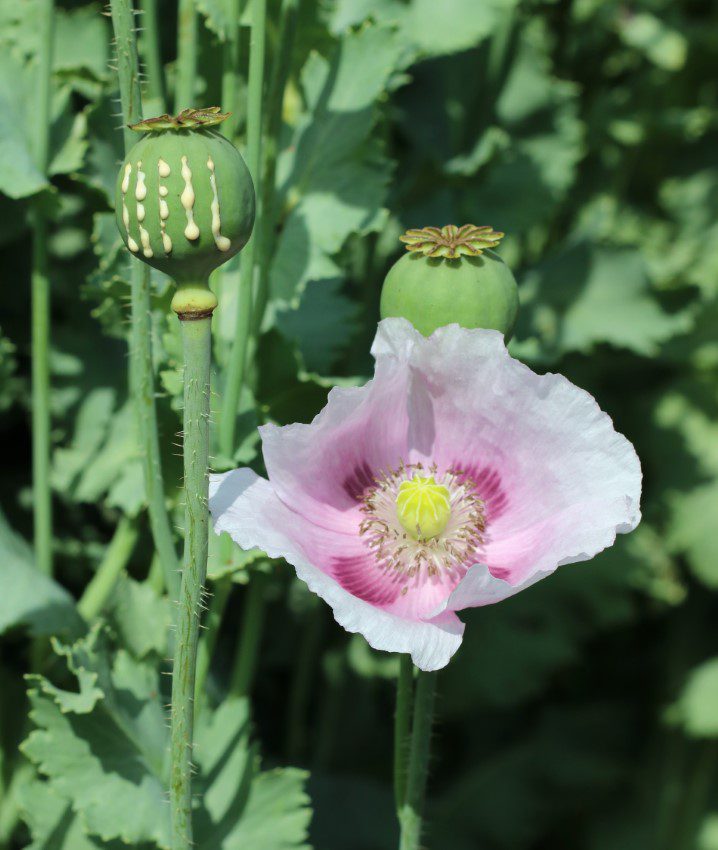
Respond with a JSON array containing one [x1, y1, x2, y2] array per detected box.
[[396, 475, 451, 541]]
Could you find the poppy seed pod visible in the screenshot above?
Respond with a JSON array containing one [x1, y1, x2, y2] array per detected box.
[[115, 108, 255, 313], [380, 225, 519, 339]]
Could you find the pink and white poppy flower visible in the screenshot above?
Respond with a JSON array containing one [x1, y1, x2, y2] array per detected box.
[[210, 319, 641, 671]]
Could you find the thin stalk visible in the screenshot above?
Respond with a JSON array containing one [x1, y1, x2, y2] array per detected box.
[[77, 516, 140, 621], [394, 655, 414, 811], [229, 571, 267, 697], [111, 0, 180, 600], [176, 0, 198, 109], [170, 312, 213, 850], [139, 0, 166, 109], [398, 669, 437, 850], [218, 0, 266, 457], [253, 0, 299, 332], [194, 576, 232, 714], [31, 0, 55, 576], [221, 0, 242, 139], [286, 604, 324, 760], [675, 742, 718, 850]]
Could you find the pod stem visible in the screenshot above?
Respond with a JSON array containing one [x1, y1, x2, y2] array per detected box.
[[394, 654, 414, 811], [176, 0, 198, 109], [139, 0, 166, 109], [77, 515, 140, 621], [218, 0, 266, 458], [398, 668, 437, 850], [220, 0, 242, 139], [31, 0, 55, 576], [229, 570, 268, 697], [193, 576, 232, 717], [170, 305, 214, 849], [111, 0, 180, 599]]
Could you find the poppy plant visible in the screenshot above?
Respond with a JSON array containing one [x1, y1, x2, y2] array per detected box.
[[210, 318, 642, 671]]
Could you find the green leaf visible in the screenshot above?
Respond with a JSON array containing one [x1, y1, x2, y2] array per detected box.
[[0, 507, 82, 638], [270, 25, 404, 305], [520, 245, 691, 358], [22, 628, 172, 848], [107, 576, 171, 659], [53, 5, 110, 81], [276, 278, 361, 373], [23, 632, 312, 850], [0, 54, 47, 198], [195, 699, 312, 850]]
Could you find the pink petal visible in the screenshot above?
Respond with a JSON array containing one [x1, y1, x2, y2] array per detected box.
[[374, 319, 642, 596], [209, 469, 464, 671]]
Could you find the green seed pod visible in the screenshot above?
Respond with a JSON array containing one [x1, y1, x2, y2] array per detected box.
[[115, 108, 255, 314], [380, 224, 519, 339]]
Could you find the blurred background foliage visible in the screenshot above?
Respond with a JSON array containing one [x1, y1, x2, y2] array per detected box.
[[1, 0, 717, 848]]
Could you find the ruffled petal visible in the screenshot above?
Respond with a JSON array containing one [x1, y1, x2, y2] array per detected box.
[[209, 468, 464, 671], [372, 319, 642, 591]]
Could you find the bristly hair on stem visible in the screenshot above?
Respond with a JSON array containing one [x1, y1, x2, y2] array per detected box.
[[110, 0, 180, 599]]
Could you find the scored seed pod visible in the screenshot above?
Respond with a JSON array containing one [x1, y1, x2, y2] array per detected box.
[[115, 107, 255, 313], [380, 224, 519, 339]]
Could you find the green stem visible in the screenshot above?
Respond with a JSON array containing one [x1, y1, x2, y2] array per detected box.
[[398, 669, 437, 850], [31, 0, 55, 576], [218, 0, 266, 457], [170, 311, 213, 850], [221, 0, 242, 139], [77, 516, 140, 621], [194, 576, 232, 714], [253, 0, 299, 332], [176, 0, 198, 109], [286, 604, 323, 760], [111, 0, 180, 600], [675, 742, 718, 850], [229, 571, 267, 697], [394, 654, 414, 811], [139, 0, 166, 109]]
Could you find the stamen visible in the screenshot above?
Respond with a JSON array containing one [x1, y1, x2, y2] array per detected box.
[[359, 462, 486, 584]]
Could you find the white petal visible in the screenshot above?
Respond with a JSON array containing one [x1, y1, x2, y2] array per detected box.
[[209, 469, 464, 671]]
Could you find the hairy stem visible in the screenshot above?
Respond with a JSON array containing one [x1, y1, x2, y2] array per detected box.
[[218, 0, 266, 457], [229, 571, 268, 697], [176, 0, 198, 109], [394, 655, 414, 811], [194, 576, 232, 715], [398, 669, 437, 850], [77, 516, 140, 621], [139, 0, 166, 109], [170, 311, 213, 850], [111, 0, 180, 599], [31, 0, 55, 576]]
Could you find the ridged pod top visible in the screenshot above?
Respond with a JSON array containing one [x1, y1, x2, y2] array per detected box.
[[115, 108, 255, 287]]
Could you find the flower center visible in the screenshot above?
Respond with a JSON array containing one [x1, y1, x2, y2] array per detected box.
[[359, 462, 486, 583], [396, 475, 450, 540]]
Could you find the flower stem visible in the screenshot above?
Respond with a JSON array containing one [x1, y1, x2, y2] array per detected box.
[[77, 515, 140, 621], [31, 0, 55, 576], [218, 0, 266, 457], [286, 603, 324, 760], [176, 0, 198, 109], [110, 0, 180, 600], [170, 308, 214, 850], [398, 669, 437, 850], [139, 0, 166, 109], [394, 654, 414, 811], [229, 571, 268, 697], [193, 576, 232, 715]]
